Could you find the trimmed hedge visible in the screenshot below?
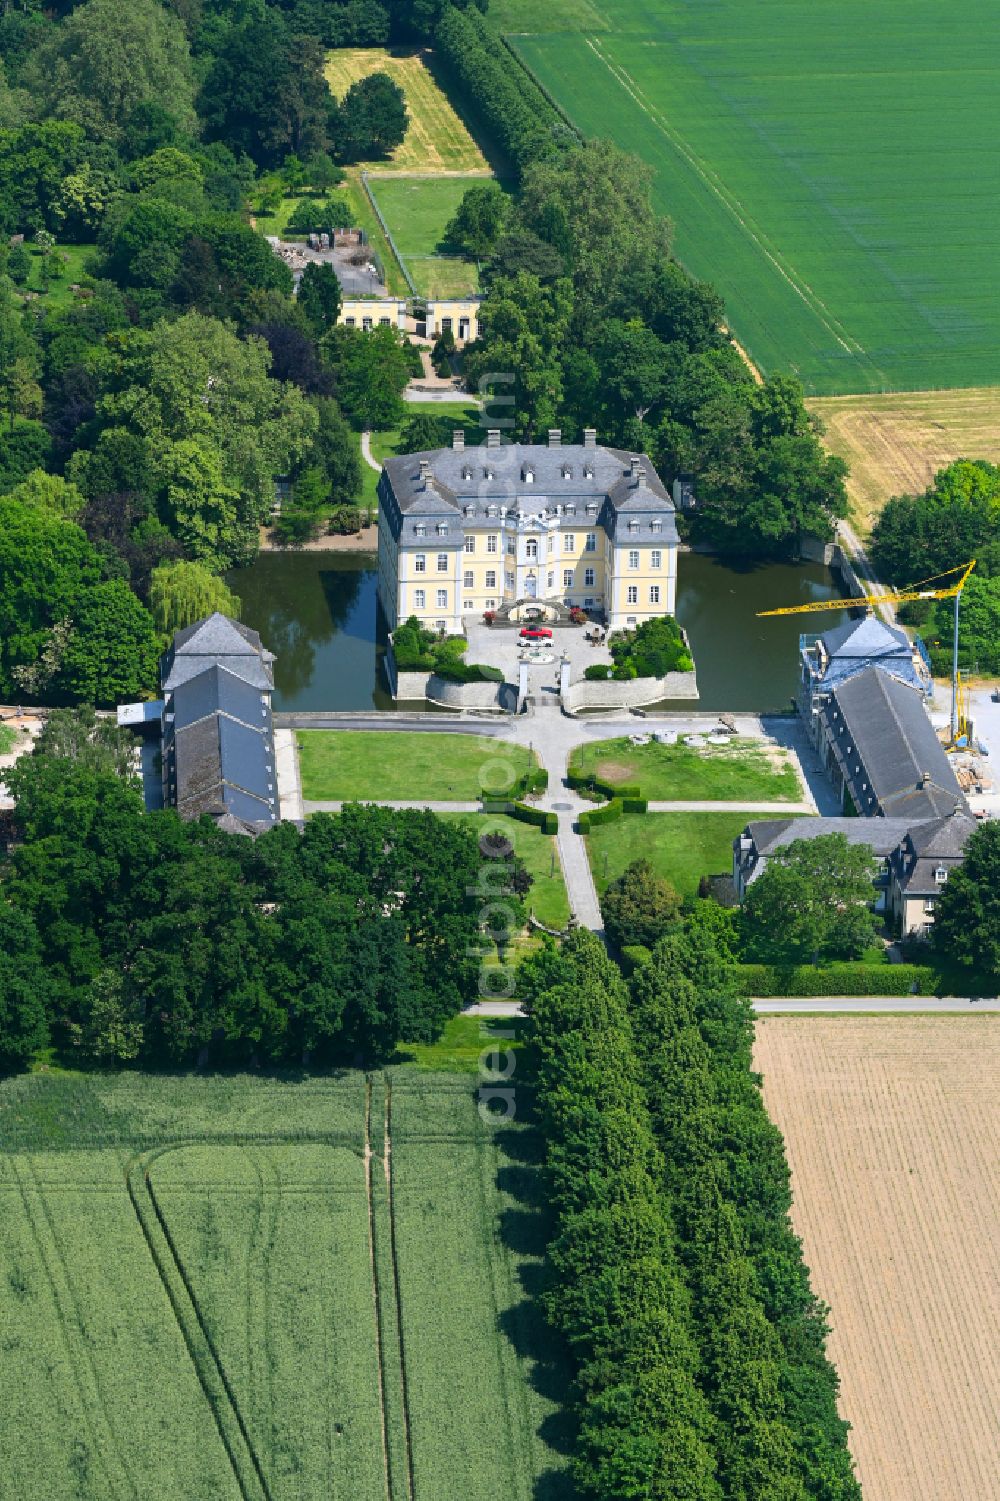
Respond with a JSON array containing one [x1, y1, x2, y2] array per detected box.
[[622, 796, 648, 814], [511, 800, 558, 835], [578, 798, 623, 832], [482, 767, 546, 801], [567, 769, 642, 802], [730, 962, 938, 997]]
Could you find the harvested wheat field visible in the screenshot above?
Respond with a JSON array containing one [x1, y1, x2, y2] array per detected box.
[[807, 387, 1000, 531], [755, 1017, 1000, 1501]]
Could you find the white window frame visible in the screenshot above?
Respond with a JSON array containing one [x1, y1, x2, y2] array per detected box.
[[414, 554, 426, 573], [563, 533, 576, 553], [563, 569, 574, 587], [584, 567, 595, 587], [463, 569, 474, 588], [627, 585, 638, 604], [628, 550, 640, 569], [436, 589, 448, 608], [651, 549, 662, 569], [585, 532, 597, 552], [413, 588, 425, 608], [649, 585, 660, 604], [464, 536, 475, 554], [485, 569, 497, 589], [487, 534, 498, 553], [526, 538, 538, 559], [436, 553, 448, 572]]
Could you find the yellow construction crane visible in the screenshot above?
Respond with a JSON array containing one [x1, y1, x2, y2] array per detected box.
[[757, 560, 976, 744]]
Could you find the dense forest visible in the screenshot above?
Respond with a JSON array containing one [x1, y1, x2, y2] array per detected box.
[[521, 927, 861, 1501]]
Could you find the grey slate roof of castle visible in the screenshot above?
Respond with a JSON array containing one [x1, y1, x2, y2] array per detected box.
[[381, 444, 675, 539], [821, 666, 966, 821], [161, 613, 278, 832], [816, 615, 922, 692]]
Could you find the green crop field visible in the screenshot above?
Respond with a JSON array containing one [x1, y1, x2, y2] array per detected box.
[[497, 0, 1000, 396], [368, 175, 488, 297], [0, 1068, 570, 1501]]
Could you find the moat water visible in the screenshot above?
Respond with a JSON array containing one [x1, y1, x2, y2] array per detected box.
[[227, 549, 851, 714]]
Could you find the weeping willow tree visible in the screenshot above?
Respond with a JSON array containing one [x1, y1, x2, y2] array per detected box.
[[149, 559, 240, 635]]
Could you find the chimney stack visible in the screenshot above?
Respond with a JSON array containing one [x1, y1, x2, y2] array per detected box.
[[418, 459, 431, 485], [630, 455, 642, 481], [548, 428, 561, 447], [487, 429, 500, 449], [452, 429, 464, 451], [583, 428, 597, 449]]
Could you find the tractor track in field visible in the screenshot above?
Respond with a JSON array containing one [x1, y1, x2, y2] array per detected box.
[[11, 1159, 136, 1501], [383, 1077, 417, 1501], [125, 1149, 274, 1501], [365, 1079, 396, 1501]]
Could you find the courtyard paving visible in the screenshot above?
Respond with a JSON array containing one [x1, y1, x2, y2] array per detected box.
[[463, 616, 612, 696]]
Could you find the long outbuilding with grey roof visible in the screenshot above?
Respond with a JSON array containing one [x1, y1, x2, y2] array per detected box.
[[159, 613, 279, 835]]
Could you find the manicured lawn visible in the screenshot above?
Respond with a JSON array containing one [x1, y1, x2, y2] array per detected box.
[[368, 174, 490, 294], [360, 400, 483, 512], [587, 810, 809, 900], [504, 0, 1000, 394], [324, 48, 488, 172], [440, 811, 570, 930], [0, 724, 16, 756], [394, 1013, 526, 1071], [570, 735, 802, 802], [297, 729, 536, 801]]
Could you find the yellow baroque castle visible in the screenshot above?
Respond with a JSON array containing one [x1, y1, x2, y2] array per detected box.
[[377, 429, 682, 634]]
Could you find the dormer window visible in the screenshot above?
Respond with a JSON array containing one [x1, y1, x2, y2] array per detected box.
[[437, 523, 448, 536], [562, 465, 572, 480], [566, 503, 576, 516], [485, 467, 495, 481], [584, 463, 594, 479], [934, 865, 948, 884], [628, 519, 640, 532], [414, 524, 426, 537], [586, 501, 598, 516], [522, 465, 535, 483], [462, 466, 473, 482], [651, 518, 662, 532], [464, 503, 474, 516], [487, 504, 497, 517]]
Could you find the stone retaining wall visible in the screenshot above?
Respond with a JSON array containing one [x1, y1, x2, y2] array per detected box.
[[392, 666, 514, 711], [562, 669, 699, 712]]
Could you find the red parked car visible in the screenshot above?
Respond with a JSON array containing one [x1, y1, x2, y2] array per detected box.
[[520, 626, 553, 640]]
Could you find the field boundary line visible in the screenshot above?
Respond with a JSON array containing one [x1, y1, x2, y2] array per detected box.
[[126, 1151, 273, 1501], [383, 1077, 417, 1501], [583, 35, 881, 379], [11, 1158, 134, 1501]]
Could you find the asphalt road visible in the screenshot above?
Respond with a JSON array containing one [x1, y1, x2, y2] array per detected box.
[[470, 996, 1000, 1018]]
